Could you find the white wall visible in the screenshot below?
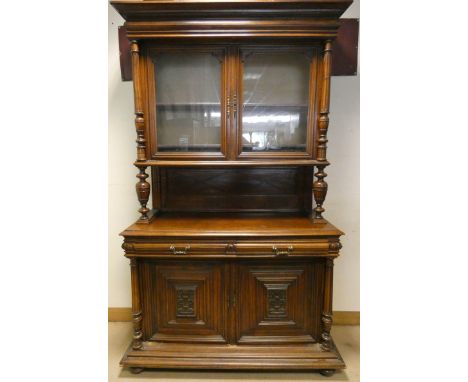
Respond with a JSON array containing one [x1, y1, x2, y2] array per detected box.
[[108, 1, 360, 311]]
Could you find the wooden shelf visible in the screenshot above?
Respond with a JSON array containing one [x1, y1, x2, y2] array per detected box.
[[135, 159, 328, 167], [122, 212, 342, 238]]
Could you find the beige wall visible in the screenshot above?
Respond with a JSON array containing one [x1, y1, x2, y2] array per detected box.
[[108, 2, 360, 311]]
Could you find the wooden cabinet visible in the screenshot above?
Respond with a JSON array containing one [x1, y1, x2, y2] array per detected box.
[[111, 0, 353, 376]]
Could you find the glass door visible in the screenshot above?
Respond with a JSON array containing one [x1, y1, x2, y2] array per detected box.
[[237, 47, 319, 159], [147, 47, 228, 159]]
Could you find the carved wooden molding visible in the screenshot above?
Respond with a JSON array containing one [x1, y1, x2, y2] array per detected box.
[[328, 241, 342, 252], [266, 285, 288, 319], [130, 258, 143, 349], [175, 285, 197, 318], [118, 20, 359, 81]]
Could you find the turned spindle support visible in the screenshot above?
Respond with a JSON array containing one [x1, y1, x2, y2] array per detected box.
[[320, 258, 334, 352], [135, 165, 150, 222], [313, 165, 328, 220], [130, 40, 147, 162], [313, 40, 333, 221], [130, 258, 143, 350]]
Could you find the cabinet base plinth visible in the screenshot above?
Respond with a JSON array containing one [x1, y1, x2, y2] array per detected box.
[[120, 339, 345, 371]]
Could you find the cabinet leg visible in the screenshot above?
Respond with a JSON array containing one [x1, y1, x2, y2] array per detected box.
[[319, 369, 335, 377], [129, 367, 144, 374]]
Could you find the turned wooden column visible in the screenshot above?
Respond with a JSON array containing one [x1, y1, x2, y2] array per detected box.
[[130, 258, 143, 350], [135, 165, 150, 222], [130, 40, 147, 162], [131, 40, 151, 222], [321, 257, 334, 351], [313, 40, 332, 220]]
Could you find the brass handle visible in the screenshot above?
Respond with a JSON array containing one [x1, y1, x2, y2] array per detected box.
[[272, 245, 293, 257], [232, 94, 237, 118], [226, 95, 230, 118], [169, 245, 190, 255], [226, 94, 237, 119]]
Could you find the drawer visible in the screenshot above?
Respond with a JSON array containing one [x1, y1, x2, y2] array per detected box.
[[233, 240, 331, 256], [122, 241, 228, 255], [122, 239, 340, 258]]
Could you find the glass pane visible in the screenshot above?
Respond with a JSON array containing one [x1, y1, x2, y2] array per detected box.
[[154, 52, 222, 152], [242, 52, 310, 152]]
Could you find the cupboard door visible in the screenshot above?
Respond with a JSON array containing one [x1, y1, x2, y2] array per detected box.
[[141, 261, 228, 343], [147, 47, 228, 159], [237, 47, 319, 159], [235, 261, 324, 344]]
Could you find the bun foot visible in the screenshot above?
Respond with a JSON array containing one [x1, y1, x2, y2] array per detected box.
[[129, 367, 144, 374], [319, 369, 335, 377]]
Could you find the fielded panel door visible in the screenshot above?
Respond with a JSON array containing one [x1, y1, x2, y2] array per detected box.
[[140, 260, 229, 344], [234, 260, 325, 344]]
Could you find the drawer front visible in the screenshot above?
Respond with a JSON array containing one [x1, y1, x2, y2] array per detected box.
[[234, 241, 330, 256], [122, 239, 340, 258], [123, 241, 228, 255]]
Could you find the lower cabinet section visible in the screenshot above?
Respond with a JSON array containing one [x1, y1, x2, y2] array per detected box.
[[138, 259, 325, 345], [121, 254, 345, 372]]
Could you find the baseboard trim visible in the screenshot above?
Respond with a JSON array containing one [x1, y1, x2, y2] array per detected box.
[[108, 308, 359, 325], [333, 310, 360, 325]]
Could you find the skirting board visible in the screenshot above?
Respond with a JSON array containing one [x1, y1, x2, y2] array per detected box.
[[108, 308, 360, 325]]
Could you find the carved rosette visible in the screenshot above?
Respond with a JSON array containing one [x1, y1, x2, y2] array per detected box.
[[135, 166, 150, 222], [130, 258, 143, 350], [329, 241, 342, 252]]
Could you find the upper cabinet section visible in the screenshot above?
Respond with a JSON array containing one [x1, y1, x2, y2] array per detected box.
[[145, 45, 319, 160], [111, 0, 353, 164]]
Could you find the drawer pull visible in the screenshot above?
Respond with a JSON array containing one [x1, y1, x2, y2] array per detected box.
[[225, 243, 236, 253], [272, 245, 294, 257], [169, 245, 190, 255]]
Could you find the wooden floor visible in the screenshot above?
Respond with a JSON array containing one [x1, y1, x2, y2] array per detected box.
[[109, 323, 360, 381]]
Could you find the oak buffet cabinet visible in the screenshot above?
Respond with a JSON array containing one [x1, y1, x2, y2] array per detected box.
[[111, 0, 353, 376]]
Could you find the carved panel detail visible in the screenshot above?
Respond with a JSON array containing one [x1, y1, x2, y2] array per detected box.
[[266, 284, 288, 319], [175, 285, 196, 318]]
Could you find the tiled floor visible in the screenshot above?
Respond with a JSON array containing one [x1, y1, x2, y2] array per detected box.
[[109, 323, 360, 382]]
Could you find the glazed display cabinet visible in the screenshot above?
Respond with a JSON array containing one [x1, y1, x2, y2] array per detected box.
[[111, 0, 353, 376]]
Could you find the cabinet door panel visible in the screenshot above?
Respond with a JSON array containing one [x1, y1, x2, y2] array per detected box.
[[237, 47, 319, 159], [235, 261, 324, 344], [140, 261, 228, 343], [147, 47, 228, 159]]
